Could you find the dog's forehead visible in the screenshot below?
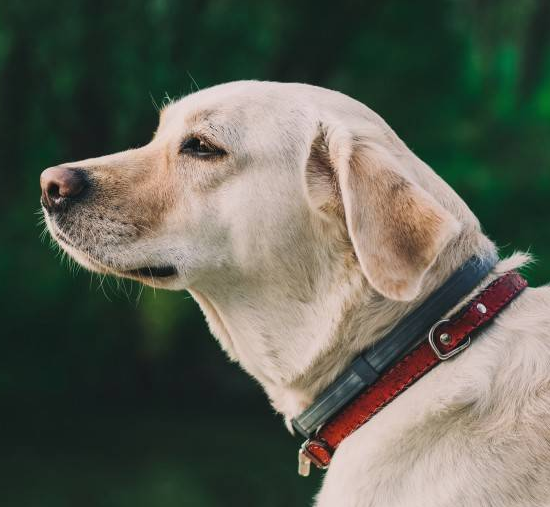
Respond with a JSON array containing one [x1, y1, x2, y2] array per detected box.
[[168, 80, 302, 109], [155, 81, 346, 138], [154, 81, 385, 154]]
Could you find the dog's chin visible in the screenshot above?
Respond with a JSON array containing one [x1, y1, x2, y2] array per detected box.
[[47, 223, 180, 288], [61, 239, 180, 287]]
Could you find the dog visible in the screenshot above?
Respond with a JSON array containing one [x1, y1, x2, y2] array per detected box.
[[40, 81, 550, 506]]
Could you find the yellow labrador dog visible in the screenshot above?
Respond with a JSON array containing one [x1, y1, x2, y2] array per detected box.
[[40, 81, 550, 507]]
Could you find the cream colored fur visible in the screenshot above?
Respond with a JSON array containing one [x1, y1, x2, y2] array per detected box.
[[42, 81, 550, 506]]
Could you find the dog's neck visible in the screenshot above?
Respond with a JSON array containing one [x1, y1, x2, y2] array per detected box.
[[190, 226, 496, 425]]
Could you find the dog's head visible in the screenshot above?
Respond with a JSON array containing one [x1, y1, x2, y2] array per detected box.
[[41, 81, 467, 301]]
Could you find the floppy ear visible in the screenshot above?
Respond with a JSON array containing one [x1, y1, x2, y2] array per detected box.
[[305, 125, 460, 301]]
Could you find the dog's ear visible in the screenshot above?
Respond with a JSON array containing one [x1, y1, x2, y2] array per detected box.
[[305, 124, 460, 301]]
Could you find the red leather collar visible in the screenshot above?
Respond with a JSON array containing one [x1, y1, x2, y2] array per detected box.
[[298, 271, 527, 475]]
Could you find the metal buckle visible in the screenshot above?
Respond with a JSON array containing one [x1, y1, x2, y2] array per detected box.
[[297, 439, 331, 476], [428, 318, 471, 360]]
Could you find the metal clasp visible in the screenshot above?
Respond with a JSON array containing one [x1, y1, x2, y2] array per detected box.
[[428, 318, 471, 360], [297, 439, 331, 476]]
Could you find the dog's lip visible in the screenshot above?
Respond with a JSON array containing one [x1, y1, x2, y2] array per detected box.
[[124, 265, 178, 278], [44, 212, 177, 280]]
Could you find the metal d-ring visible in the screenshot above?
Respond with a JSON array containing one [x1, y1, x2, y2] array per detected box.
[[428, 318, 471, 361]]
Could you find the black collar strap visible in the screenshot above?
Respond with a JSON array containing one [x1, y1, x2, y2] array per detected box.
[[291, 255, 498, 438]]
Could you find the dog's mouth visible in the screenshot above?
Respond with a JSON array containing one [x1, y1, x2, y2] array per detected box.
[[44, 212, 179, 282], [124, 265, 178, 279]]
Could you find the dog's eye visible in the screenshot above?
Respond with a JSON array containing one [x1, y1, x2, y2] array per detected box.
[[180, 137, 226, 158]]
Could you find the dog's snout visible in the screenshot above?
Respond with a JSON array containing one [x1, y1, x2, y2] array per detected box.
[[40, 166, 87, 210]]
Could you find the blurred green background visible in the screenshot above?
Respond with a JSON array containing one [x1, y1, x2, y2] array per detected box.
[[1, 0, 549, 505]]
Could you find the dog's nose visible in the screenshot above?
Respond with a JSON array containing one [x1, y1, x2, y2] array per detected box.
[[40, 166, 87, 210]]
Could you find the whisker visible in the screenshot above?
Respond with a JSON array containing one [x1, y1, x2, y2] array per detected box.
[[186, 71, 200, 93]]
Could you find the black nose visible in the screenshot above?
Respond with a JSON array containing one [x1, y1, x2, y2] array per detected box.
[[40, 166, 87, 210]]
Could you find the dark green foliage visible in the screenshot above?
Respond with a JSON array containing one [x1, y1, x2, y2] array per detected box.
[[0, 1, 549, 505]]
